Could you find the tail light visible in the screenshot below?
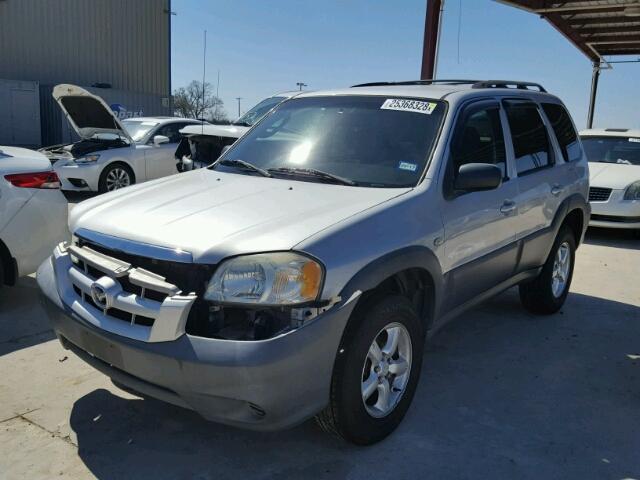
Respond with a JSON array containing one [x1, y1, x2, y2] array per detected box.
[[4, 171, 61, 189]]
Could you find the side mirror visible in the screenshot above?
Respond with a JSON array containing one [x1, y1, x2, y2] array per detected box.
[[153, 135, 170, 146], [454, 163, 502, 192]]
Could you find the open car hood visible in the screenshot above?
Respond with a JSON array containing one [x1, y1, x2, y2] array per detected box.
[[52, 84, 133, 142]]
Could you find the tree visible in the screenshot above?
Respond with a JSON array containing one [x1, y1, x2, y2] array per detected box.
[[173, 80, 227, 122]]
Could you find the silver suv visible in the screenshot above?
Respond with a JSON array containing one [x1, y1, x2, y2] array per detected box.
[[38, 79, 590, 445]]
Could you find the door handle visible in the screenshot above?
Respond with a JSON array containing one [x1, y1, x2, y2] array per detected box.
[[551, 184, 564, 197], [500, 200, 516, 215]]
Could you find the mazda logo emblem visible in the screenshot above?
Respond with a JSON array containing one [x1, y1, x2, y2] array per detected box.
[[90, 283, 108, 309]]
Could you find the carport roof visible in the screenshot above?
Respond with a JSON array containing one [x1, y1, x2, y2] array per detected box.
[[497, 1, 640, 61]]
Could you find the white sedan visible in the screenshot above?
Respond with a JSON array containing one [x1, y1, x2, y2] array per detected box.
[[581, 128, 640, 232], [40, 84, 202, 192], [0, 147, 68, 284]]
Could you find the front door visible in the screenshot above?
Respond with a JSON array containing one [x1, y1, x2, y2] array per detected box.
[[440, 100, 520, 311]]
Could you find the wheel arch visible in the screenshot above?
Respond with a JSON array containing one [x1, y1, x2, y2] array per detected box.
[[338, 246, 444, 334]]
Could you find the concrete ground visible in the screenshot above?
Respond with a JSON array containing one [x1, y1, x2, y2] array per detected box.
[[1, 221, 639, 479]]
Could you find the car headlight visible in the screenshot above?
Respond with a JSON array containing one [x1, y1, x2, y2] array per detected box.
[[74, 154, 100, 164], [623, 181, 640, 200], [204, 252, 323, 305]]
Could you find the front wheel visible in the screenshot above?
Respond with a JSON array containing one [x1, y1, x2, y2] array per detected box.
[[519, 225, 576, 315], [316, 295, 424, 445], [99, 163, 134, 193]]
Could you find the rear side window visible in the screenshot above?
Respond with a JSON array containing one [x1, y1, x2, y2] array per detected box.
[[542, 103, 579, 162], [450, 106, 507, 179], [504, 101, 553, 175]]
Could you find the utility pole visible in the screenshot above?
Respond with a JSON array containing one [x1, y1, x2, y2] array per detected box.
[[296, 82, 307, 91], [236, 97, 242, 117], [202, 30, 207, 119]]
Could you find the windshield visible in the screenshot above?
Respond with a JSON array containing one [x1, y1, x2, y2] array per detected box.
[[122, 120, 159, 142], [215, 95, 445, 187], [581, 136, 640, 166], [233, 96, 287, 126]]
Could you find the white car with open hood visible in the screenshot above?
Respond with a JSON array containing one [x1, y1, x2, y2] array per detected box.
[[176, 92, 300, 171], [40, 84, 202, 192], [581, 128, 640, 231], [1, 146, 68, 284]]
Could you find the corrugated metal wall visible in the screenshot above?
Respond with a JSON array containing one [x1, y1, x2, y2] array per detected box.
[[0, 0, 170, 97], [0, 79, 41, 148]]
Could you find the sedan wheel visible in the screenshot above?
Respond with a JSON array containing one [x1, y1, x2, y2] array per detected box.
[[105, 167, 131, 191]]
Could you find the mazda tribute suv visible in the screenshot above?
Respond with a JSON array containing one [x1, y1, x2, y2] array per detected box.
[[38, 79, 590, 445]]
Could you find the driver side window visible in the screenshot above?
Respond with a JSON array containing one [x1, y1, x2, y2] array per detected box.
[[450, 106, 507, 180], [155, 123, 184, 143]]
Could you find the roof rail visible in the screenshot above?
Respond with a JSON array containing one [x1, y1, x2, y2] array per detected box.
[[471, 80, 547, 92], [351, 79, 481, 88]]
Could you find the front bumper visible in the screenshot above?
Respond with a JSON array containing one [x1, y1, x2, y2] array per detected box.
[[589, 188, 640, 229], [37, 256, 357, 431], [54, 161, 101, 191]]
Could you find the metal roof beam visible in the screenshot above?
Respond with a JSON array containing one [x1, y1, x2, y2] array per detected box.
[[576, 26, 640, 35], [568, 16, 640, 27]]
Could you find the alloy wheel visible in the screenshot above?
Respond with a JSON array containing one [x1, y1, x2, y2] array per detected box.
[[361, 322, 412, 418]]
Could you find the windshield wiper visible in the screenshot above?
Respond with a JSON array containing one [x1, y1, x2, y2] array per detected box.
[[232, 121, 251, 127], [219, 159, 272, 177], [268, 167, 357, 186]]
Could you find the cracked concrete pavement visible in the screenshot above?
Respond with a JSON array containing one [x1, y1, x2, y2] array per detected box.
[[0, 227, 639, 480]]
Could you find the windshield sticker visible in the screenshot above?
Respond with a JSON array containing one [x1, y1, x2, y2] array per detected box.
[[398, 161, 418, 172], [381, 99, 437, 115], [629, 138, 640, 143]]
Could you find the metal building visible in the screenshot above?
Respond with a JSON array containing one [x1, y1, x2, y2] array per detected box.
[[0, 0, 172, 147]]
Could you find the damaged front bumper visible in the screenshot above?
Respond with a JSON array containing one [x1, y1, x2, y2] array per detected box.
[[37, 255, 357, 431]]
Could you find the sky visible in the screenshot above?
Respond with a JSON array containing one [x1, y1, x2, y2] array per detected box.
[[171, 0, 639, 129]]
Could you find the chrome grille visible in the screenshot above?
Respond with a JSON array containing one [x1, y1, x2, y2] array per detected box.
[[53, 242, 197, 343], [588, 187, 611, 202]]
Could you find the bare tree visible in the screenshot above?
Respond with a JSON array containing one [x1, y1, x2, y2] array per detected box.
[[173, 80, 227, 122]]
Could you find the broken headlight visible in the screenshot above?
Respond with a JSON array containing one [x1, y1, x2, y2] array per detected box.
[[204, 252, 323, 306]]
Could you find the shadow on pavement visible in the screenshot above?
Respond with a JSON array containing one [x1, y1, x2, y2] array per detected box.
[[0, 276, 55, 356], [69, 289, 640, 480], [584, 227, 639, 251]]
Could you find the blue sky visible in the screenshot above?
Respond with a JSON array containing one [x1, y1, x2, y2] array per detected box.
[[171, 0, 639, 129]]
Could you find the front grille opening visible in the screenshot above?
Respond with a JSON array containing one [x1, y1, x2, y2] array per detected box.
[[73, 285, 82, 297], [135, 316, 155, 327], [589, 187, 612, 202], [108, 307, 133, 323]]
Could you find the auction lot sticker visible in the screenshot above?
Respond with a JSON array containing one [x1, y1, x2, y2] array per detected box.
[[381, 98, 437, 115]]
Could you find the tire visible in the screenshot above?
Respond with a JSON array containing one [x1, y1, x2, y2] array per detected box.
[[98, 163, 135, 193], [519, 225, 576, 315], [316, 295, 424, 445]]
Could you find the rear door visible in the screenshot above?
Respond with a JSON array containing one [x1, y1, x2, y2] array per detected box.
[[440, 100, 519, 310], [144, 122, 192, 179], [503, 100, 576, 270]]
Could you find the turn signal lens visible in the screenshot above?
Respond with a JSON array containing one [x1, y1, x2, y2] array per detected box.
[[4, 171, 61, 189]]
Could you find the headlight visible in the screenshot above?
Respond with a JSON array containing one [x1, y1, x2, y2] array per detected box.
[[623, 181, 640, 200], [205, 252, 323, 305], [74, 154, 100, 164]]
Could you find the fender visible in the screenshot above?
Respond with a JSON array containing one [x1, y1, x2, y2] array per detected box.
[[338, 245, 444, 330]]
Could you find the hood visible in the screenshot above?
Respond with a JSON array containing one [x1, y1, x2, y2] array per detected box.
[[52, 84, 133, 142], [589, 161, 640, 189], [70, 169, 411, 263], [180, 124, 248, 139]]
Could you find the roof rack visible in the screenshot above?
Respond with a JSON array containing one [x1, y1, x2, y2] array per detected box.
[[351, 79, 481, 88], [351, 79, 547, 93], [471, 80, 547, 92]]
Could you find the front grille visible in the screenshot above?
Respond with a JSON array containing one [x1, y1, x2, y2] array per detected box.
[[591, 214, 640, 223], [77, 237, 213, 296], [589, 187, 612, 202]]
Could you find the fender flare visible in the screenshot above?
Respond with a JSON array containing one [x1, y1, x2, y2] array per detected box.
[[338, 245, 444, 328]]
